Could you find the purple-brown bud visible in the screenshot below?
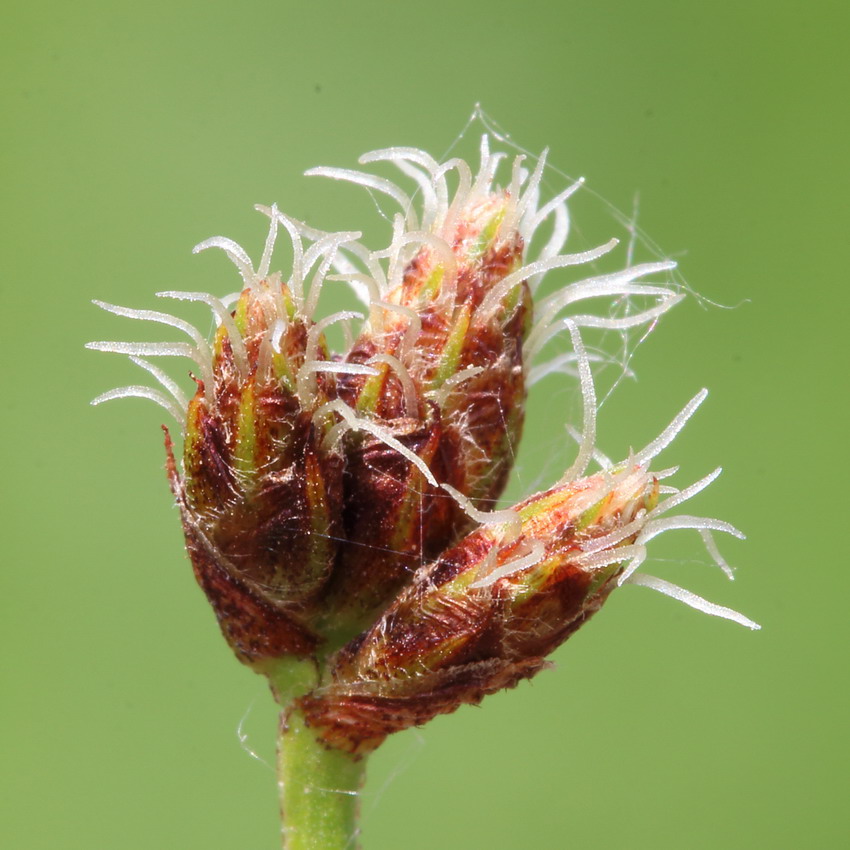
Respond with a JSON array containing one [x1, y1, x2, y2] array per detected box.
[[343, 192, 530, 501], [320, 187, 532, 635], [299, 466, 659, 754], [167, 280, 345, 664]]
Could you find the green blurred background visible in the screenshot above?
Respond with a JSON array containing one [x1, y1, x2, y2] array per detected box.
[[2, 1, 847, 847]]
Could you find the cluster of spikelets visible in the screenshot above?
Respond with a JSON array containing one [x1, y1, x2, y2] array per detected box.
[[88, 138, 758, 754]]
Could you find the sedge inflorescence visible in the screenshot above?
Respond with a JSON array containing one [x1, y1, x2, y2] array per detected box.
[[88, 137, 757, 754]]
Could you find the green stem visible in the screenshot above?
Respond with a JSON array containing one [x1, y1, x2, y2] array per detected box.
[[265, 657, 367, 850], [277, 707, 366, 850]]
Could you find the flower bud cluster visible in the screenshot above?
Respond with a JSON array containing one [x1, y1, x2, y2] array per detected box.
[[89, 137, 757, 746]]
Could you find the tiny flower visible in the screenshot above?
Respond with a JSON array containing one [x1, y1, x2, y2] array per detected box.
[[88, 214, 374, 665], [299, 364, 758, 755], [312, 145, 536, 633]]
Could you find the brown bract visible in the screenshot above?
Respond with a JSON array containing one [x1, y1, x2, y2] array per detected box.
[[299, 657, 548, 756], [298, 472, 656, 754], [165, 426, 320, 663], [169, 283, 345, 662], [322, 202, 530, 634]]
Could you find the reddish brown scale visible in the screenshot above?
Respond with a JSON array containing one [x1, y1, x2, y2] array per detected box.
[[316, 412, 461, 637], [377, 369, 411, 420], [409, 308, 454, 376], [359, 538, 506, 674], [425, 527, 493, 586], [250, 389, 303, 471], [455, 233, 524, 308], [499, 563, 601, 659], [367, 564, 494, 668], [210, 334, 244, 419], [316, 532, 492, 680], [299, 655, 549, 756], [182, 522, 319, 663], [208, 433, 343, 604], [434, 239, 531, 506], [399, 247, 430, 293], [441, 291, 530, 507], [335, 338, 379, 410], [182, 399, 238, 514], [164, 428, 318, 663], [338, 355, 410, 421]]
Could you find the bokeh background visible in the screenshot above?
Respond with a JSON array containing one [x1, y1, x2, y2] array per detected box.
[[2, 1, 847, 848]]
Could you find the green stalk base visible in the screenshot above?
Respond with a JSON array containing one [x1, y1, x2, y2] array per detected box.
[[277, 707, 366, 850]]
